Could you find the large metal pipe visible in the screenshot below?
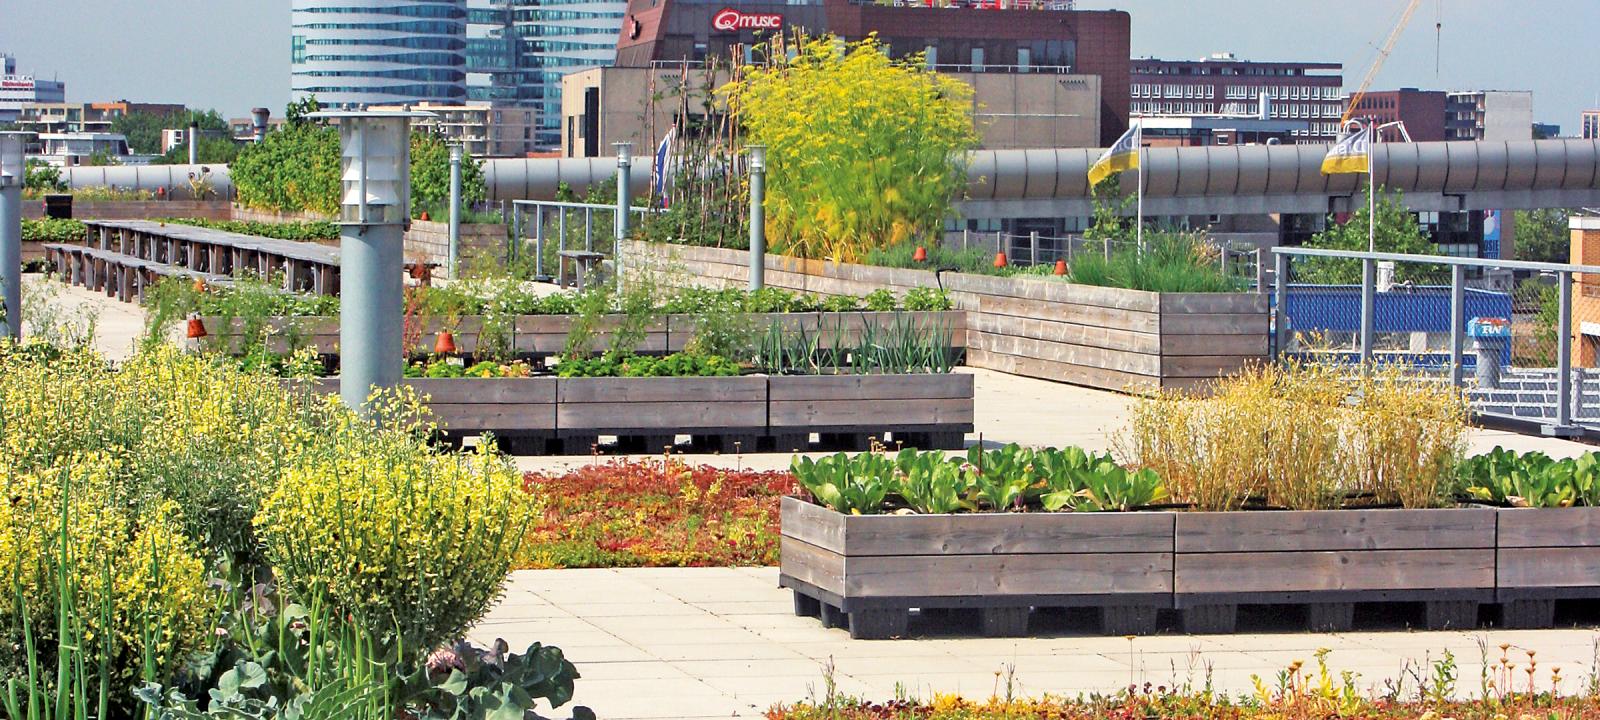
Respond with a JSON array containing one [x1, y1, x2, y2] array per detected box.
[[60, 164, 234, 200], [252, 108, 270, 144]]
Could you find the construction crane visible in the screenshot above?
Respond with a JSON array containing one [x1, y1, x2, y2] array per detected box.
[[1340, 0, 1425, 125]]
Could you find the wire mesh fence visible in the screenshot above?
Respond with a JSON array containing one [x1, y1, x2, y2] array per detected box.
[[1273, 246, 1600, 432]]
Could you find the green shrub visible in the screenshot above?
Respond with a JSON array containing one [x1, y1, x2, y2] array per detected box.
[[20, 217, 85, 244], [1067, 232, 1242, 293], [255, 447, 532, 655]]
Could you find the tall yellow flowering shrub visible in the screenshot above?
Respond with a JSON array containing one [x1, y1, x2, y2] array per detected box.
[[255, 448, 532, 655], [720, 34, 979, 262], [0, 454, 214, 714]]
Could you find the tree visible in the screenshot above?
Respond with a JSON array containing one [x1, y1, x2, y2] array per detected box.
[[156, 136, 239, 165], [719, 34, 979, 262], [409, 131, 487, 218], [23, 160, 65, 194], [1299, 185, 1435, 285], [110, 109, 227, 155], [83, 149, 121, 167], [1512, 208, 1572, 265], [232, 112, 487, 218]]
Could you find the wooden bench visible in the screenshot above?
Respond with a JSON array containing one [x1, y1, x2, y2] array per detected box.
[[43, 243, 232, 304], [557, 250, 606, 290]]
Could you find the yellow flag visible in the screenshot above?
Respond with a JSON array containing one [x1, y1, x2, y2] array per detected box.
[[1320, 127, 1372, 175], [1088, 122, 1142, 187]]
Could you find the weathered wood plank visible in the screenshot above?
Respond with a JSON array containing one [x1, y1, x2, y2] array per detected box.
[[846, 552, 1173, 598], [1160, 313, 1270, 336], [778, 537, 847, 597], [769, 399, 973, 428], [558, 400, 767, 431], [1176, 549, 1495, 594], [1160, 354, 1265, 379], [966, 348, 1159, 393], [1175, 509, 1496, 553], [557, 376, 765, 403], [781, 496, 847, 555], [1497, 507, 1600, 548], [968, 331, 1162, 376], [427, 403, 556, 431], [976, 294, 1161, 334], [968, 311, 1158, 355], [768, 374, 973, 401], [1497, 547, 1600, 588], [1159, 293, 1270, 315], [838, 510, 1173, 556], [1162, 333, 1270, 357]]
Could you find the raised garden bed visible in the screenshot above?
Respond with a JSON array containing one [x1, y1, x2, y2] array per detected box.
[[779, 498, 1600, 639], [294, 373, 973, 455], [195, 310, 965, 359], [631, 240, 1266, 393]]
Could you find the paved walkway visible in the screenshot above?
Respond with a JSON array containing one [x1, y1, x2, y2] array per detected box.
[[482, 567, 1600, 719]]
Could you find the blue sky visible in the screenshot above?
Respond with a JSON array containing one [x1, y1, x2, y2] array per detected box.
[[4, 0, 1597, 130]]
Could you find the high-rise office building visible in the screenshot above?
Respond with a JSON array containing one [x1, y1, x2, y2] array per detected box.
[[1583, 110, 1600, 140], [291, 0, 469, 108], [0, 55, 67, 124], [1446, 90, 1533, 141], [1130, 53, 1344, 143], [467, 0, 627, 150]]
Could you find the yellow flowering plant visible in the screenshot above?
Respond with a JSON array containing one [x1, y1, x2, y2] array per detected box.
[[719, 33, 979, 262]]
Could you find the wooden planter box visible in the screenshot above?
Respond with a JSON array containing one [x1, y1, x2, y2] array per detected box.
[[555, 376, 768, 451], [289, 377, 557, 442], [780, 496, 1172, 639], [514, 315, 669, 357], [768, 373, 973, 451], [780, 503, 1573, 639], [1172, 509, 1497, 632], [1496, 507, 1600, 627]]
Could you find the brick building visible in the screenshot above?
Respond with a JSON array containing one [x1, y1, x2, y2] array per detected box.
[[1130, 53, 1344, 143], [1347, 88, 1448, 141], [613, 0, 1130, 146]]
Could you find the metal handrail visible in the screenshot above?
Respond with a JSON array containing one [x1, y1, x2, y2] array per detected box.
[[1272, 246, 1600, 276], [511, 199, 653, 214]]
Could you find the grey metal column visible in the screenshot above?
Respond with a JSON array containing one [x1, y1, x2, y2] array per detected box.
[[1449, 265, 1465, 387], [747, 145, 766, 291], [187, 121, 199, 165], [447, 144, 462, 279], [614, 143, 632, 287], [1272, 250, 1289, 356], [1359, 257, 1375, 368], [0, 133, 25, 340], [312, 111, 426, 415], [1557, 270, 1575, 431]]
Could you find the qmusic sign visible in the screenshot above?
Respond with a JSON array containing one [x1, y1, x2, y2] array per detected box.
[[711, 7, 782, 32]]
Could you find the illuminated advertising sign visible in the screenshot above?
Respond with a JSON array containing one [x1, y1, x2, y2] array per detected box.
[[711, 8, 782, 32]]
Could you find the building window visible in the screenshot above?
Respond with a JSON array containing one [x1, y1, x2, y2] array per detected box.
[[291, 35, 306, 64], [1017, 47, 1030, 72], [971, 47, 984, 72]]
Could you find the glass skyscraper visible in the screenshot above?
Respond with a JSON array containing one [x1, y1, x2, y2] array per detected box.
[[291, 0, 469, 108], [467, 0, 626, 149]]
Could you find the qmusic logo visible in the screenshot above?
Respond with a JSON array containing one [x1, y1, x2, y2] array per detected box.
[[711, 7, 782, 31]]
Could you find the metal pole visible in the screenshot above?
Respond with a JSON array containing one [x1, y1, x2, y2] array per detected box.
[[1360, 257, 1376, 368], [584, 207, 593, 252], [614, 142, 633, 288], [325, 113, 415, 415], [1254, 247, 1266, 294], [1029, 231, 1038, 267], [747, 145, 766, 291], [962, 228, 969, 251], [0, 133, 23, 340], [447, 144, 462, 279], [186, 121, 198, 165], [1557, 270, 1575, 430], [1135, 124, 1144, 254], [534, 205, 546, 281], [1273, 251, 1289, 356], [510, 203, 521, 264], [1367, 120, 1377, 254], [1449, 264, 1465, 387]]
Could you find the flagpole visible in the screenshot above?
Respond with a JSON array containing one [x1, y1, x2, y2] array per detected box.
[[1368, 120, 1376, 254], [1135, 123, 1144, 254]]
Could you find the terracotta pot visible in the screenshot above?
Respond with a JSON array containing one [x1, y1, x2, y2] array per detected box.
[[435, 331, 457, 354], [1054, 259, 1068, 276], [992, 252, 1008, 268], [912, 246, 928, 262], [185, 316, 208, 339]]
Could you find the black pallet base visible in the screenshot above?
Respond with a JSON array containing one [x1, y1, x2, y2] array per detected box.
[[784, 580, 1600, 639], [443, 425, 967, 456]]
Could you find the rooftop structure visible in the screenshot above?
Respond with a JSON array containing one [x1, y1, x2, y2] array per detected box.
[[1130, 53, 1344, 144], [0, 55, 67, 124], [290, 0, 469, 107]]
